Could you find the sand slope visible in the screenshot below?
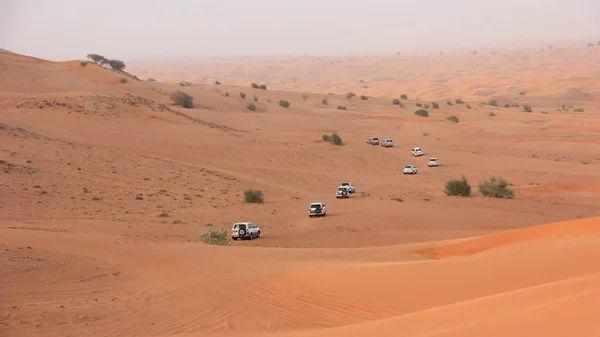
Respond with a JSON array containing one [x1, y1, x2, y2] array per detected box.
[[1, 46, 600, 337]]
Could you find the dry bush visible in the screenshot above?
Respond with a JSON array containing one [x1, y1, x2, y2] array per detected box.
[[279, 100, 290, 108], [478, 177, 514, 199], [445, 176, 472, 196], [170, 91, 195, 108], [414, 109, 429, 117], [322, 133, 342, 145], [244, 188, 264, 203], [199, 227, 230, 245]]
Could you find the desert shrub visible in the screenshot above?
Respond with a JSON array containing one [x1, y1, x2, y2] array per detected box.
[[360, 95, 368, 100], [321, 98, 328, 105], [240, 92, 246, 99], [431, 102, 439, 109], [478, 177, 514, 199], [414, 109, 429, 117], [455, 98, 465, 104], [519, 91, 525, 95], [488, 99, 498, 107], [424, 104, 430, 109], [400, 94, 408, 100], [466, 104, 472, 109], [86, 53, 106, 65], [446, 115, 459, 123], [337, 105, 347, 110], [444, 176, 472, 197], [253, 95, 258, 102], [247, 103, 256, 111], [573, 108, 584, 112], [199, 227, 230, 245], [147, 78, 156, 82], [170, 91, 194, 108], [488, 111, 496, 117], [80, 61, 88, 67], [279, 100, 290, 108], [259, 84, 267, 90], [119, 76, 128, 83], [243, 188, 264, 203], [215, 80, 221, 85], [302, 94, 308, 100], [392, 98, 401, 105], [251, 82, 260, 89], [416, 103, 422, 107], [224, 92, 229, 97], [346, 92, 356, 100], [180, 81, 191, 86], [322, 133, 342, 145], [107, 59, 126, 71], [504, 104, 510, 108], [511, 104, 519, 108], [446, 100, 453, 105], [523, 105, 532, 112]]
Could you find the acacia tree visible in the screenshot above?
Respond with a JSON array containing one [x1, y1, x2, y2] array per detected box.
[[107, 59, 126, 71], [86, 53, 107, 65]]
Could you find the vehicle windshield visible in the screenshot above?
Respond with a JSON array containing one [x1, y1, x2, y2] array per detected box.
[[373, 138, 378, 140], [310, 203, 322, 208], [234, 224, 247, 229], [341, 183, 348, 186], [430, 158, 437, 161], [404, 165, 411, 168]]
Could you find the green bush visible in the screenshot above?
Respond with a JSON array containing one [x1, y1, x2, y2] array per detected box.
[[466, 104, 472, 109], [80, 61, 88, 67], [414, 109, 429, 117], [523, 105, 532, 112], [431, 102, 439, 109], [346, 92, 356, 100], [321, 98, 328, 105], [519, 91, 525, 95], [478, 177, 514, 199], [400, 94, 408, 100], [360, 95, 368, 100], [253, 95, 258, 102], [251, 82, 260, 89], [170, 91, 194, 108], [424, 104, 430, 109], [337, 105, 347, 110], [259, 84, 267, 90], [240, 92, 246, 99], [247, 103, 256, 111], [488, 99, 498, 107], [392, 99, 401, 105], [504, 104, 510, 108], [444, 176, 472, 196], [243, 188, 264, 203], [455, 98, 465, 104], [446, 115, 459, 123], [215, 80, 221, 85], [322, 133, 342, 145], [416, 103, 422, 107], [199, 227, 230, 245], [446, 100, 453, 105], [573, 108, 584, 112], [279, 100, 290, 108]]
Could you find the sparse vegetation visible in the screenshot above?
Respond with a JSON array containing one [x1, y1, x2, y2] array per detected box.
[[199, 227, 230, 245], [519, 91, 525, 95], [424, 104, 430, 109], [573, 108, 584, 112], [240, 92, 246, 99], [392, 99, 401, 105], [455, 98, 465, 104], [444, 176, 472, 197], [243, 188, 264, 203], [488, 111, 496, 117], [302, 94, 308, 100], [478, 177, 514, 199], [446, 116, 459, 123], [259, 84, 267, 90], [170, 91, 195, 108], [337, 105, 347, 110], [360, 95, 368, 100], [253, 95, 258, 102], [158, 211, 169, 217], [80, 61, 88, 67], [279, 100, 290, 108], [400, 94, 408, 100], [488, 99, 498, 107], [251, 83, 260, 89], [322, 133, 342, 145], [431, 102, 439, 109], [446, 100, 453, 105], [346, 92, 356, 100], [390, 196, 403, 202], [180, 81, 191, 87], [416, 103, 423, 107], [321, 98, 328, 105], [414, 109, 429, 117], [215, 80, 221, 85], [246, 103, 256, 111], [422, 132, 430, 136], [523, 105, 532, 112], [504, 104, 510, 108], [148, 78, 156, 82], [466, 104, 472, 109]]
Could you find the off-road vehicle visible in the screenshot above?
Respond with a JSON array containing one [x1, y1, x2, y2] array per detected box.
[[231, 222, 261, 240], [308, 202, 327, 217]]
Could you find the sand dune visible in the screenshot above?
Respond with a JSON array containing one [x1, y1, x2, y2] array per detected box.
[[1, 44, 600, 337]]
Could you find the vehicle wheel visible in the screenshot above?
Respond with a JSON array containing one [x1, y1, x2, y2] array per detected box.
[[232, 237, 238, 241], [238, 229, 246, 237], [257, 231, 260, 238], [249, 232, 254, 240]]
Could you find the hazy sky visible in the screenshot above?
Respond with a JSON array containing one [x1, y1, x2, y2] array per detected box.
[[1, 0, 598, 61]]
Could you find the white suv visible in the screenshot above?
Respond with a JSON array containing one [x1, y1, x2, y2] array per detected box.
[[411, 147, 424, 156], [308, 202, 327, 217], [403, 165, 418, 174], [428, 158, 439, 167], [366, 137, 379, 145], [381, 139, 393, 147], [340, 182, 355, 193], [336, 186, 350, 199], [231, 222, 261, 240]]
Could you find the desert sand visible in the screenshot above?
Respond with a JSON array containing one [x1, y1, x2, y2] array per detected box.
[[1, 43, 600, 337]]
